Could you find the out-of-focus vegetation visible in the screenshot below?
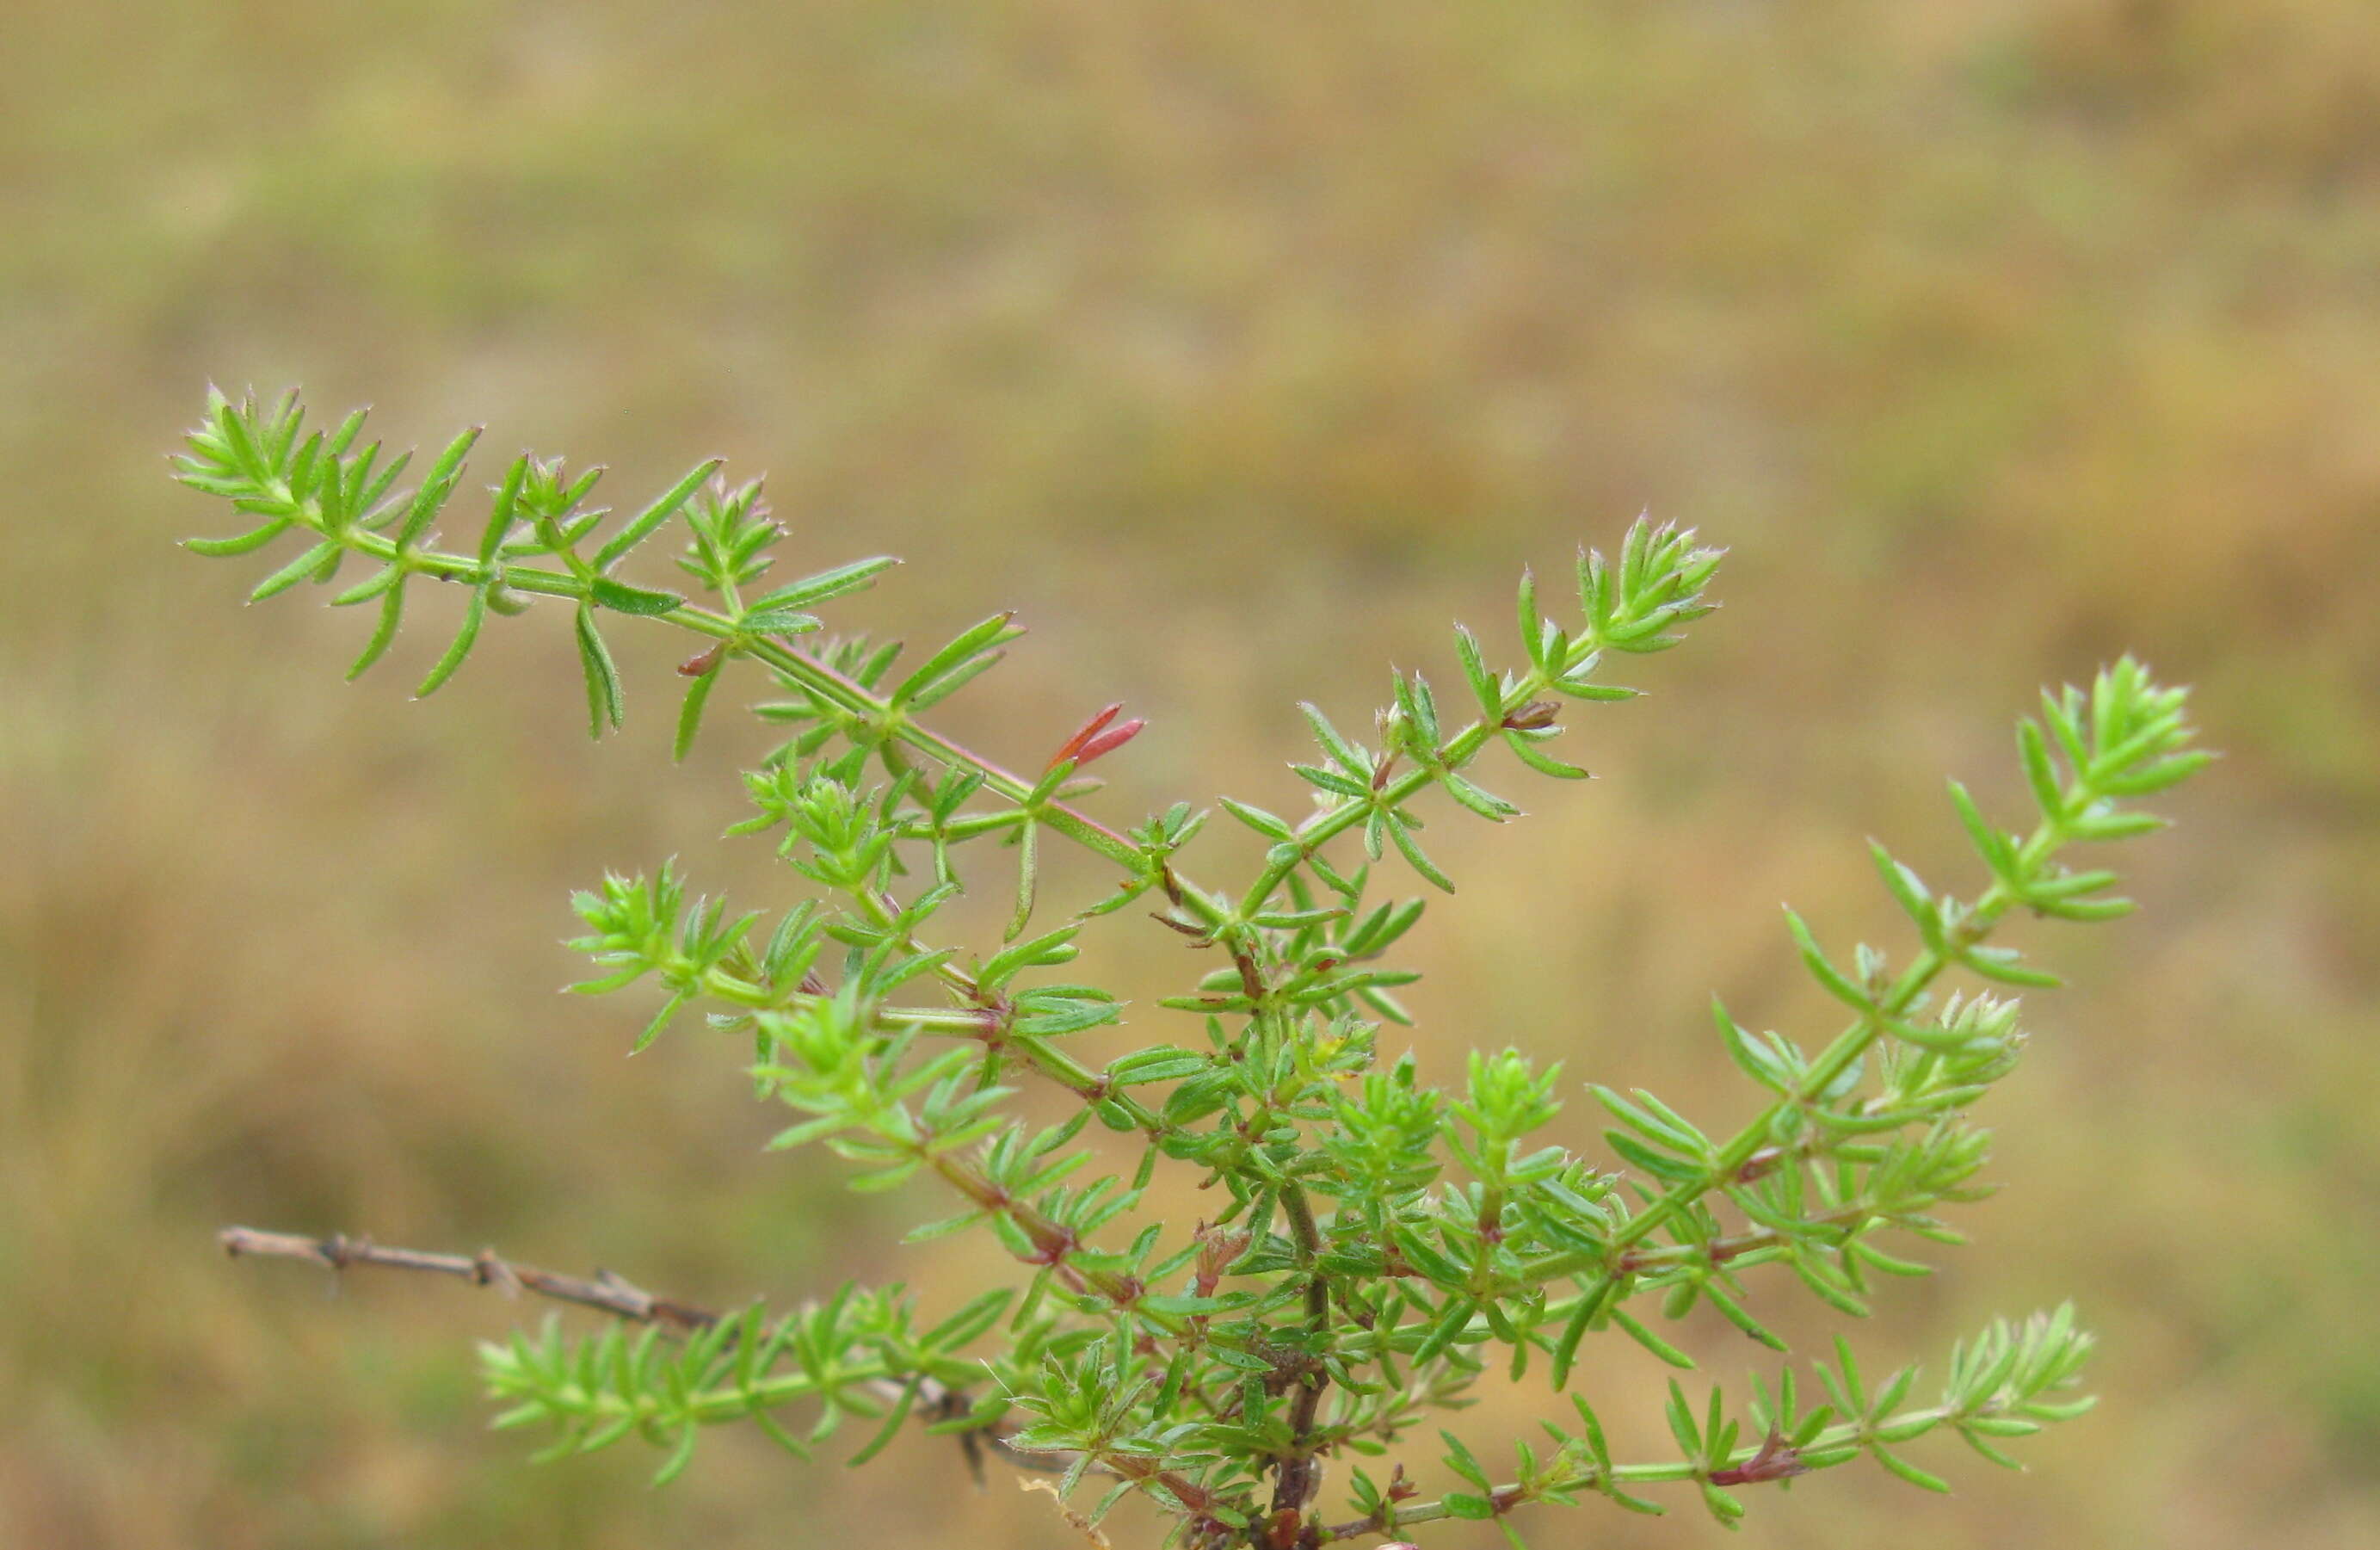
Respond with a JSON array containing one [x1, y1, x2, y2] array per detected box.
[[1, 2, 2372, 1547]]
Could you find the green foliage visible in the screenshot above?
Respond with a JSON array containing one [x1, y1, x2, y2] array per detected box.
[[179, 386, 2209, 1547]]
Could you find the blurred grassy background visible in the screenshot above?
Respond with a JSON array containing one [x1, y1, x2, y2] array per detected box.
[[3, 2, 2375, 1546]]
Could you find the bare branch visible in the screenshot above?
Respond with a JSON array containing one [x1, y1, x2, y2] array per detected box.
[[215, 1223, 1076, 1479], [219, 1225, 721, 1332]]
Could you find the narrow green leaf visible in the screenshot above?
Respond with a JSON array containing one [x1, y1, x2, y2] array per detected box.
[[892, 613, 1021, 709], [590, 575, 686, 616], [738, 608, 823, 636], [749, 556, 900, 614], [1396, 670, 1442, 746], [397, 426, 483, 549], [1551, 1276, 1619, 1387], [575, 602, 626, 738], [922, 1288, 1014, 1350], [1106, 1048, 1210, 1085], [346, 580, 406, 680], [845, 1378, 922, 1467], [1441, 770, 1520, 822], [1957, 1425, 2025, 1472], [2065, 807, 2165, 842], [1518, 567, 1548, 670], [2099, 748, 2211, 798], [1663, 1380, 1703, 1456], [247, 540, 342, 602], [1291, 763, 1369, 798], [1946, 780, 2016, 879], [1793, 1256, 1871, 1318], [1712, 997, 1789, 1093], [1869, 841, 1944, 949], [321, 404, 368, 459], [2028, 893, 2135, 923], [480, 454, 530, 564], [593, 457, 724, 572], [1611, 1307, 1694, 1368], [1388, 815, 1456, 893], [1005, 818, 1038, 941], [1411, 1296, 1477, 1364], [1783, 908, 1871, 1010], [1871, 1444, 1951, 1493], [350, 443, 410, 523], [1958, 943, 2062, 989], [416, 587, 488, 697], [631, 991, 691, 1053], [1704, 1284, 1788, 1350], [1505, 729, 1590, 780], [650, 1423, 699, 1487], [329, 564, 404, 608], [1605, 1130, 1705, 1182], [214, 393, 267, 480], [1440, 1430, 1491, 1489], [1697, 1481, 1747, 1524], [1452, 625, 1499, 717], [1300, 702, 1370, 779], [674, 661, 723, 763], [187, 518, 293, 558], [1218, 796, 1295, 839], [2017, 720, 2066, 821]]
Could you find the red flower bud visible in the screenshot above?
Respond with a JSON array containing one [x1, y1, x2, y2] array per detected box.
[[1048, 701, 1147, 771]]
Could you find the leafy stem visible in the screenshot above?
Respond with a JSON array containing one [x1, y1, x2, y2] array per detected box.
[[186, 389, 1150, 874], [182, 388, 2205, 1548], [1577, 660, 2201, 1274]]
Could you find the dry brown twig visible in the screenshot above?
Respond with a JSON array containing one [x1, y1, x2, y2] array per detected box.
[[216, 1224, 1067, 1479], [219, 1225, 722, 1331]]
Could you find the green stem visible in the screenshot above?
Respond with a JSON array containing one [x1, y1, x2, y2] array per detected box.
[[694, 965, 985, 1034], [835, 883, 1168, 1136], [277, 489, 1171, 888], [1232, 673, 1555, 923], [1526, 814, 2070, 1288], [924, 1151, 1183, 1334], [1322, 1399, 1981, 1543], [284, 494, 1189, 1138]]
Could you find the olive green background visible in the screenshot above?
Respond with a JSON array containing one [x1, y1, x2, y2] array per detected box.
[[3, 3, 2374, 1547]]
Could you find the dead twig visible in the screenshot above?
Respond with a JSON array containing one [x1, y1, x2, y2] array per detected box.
[[216, 1223, 1071, 1479], [219, 1225, 719, 1331]]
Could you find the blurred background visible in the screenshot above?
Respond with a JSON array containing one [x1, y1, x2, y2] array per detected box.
[[3, 2, 2375, 1547]]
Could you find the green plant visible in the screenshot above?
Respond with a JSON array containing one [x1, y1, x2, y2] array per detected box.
[[181, 386, 2208, 1548]]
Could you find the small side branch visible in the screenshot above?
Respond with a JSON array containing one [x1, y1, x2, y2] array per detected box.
[[219, 1225, 721, 1333], [217, 1223, 1081, 1481]]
